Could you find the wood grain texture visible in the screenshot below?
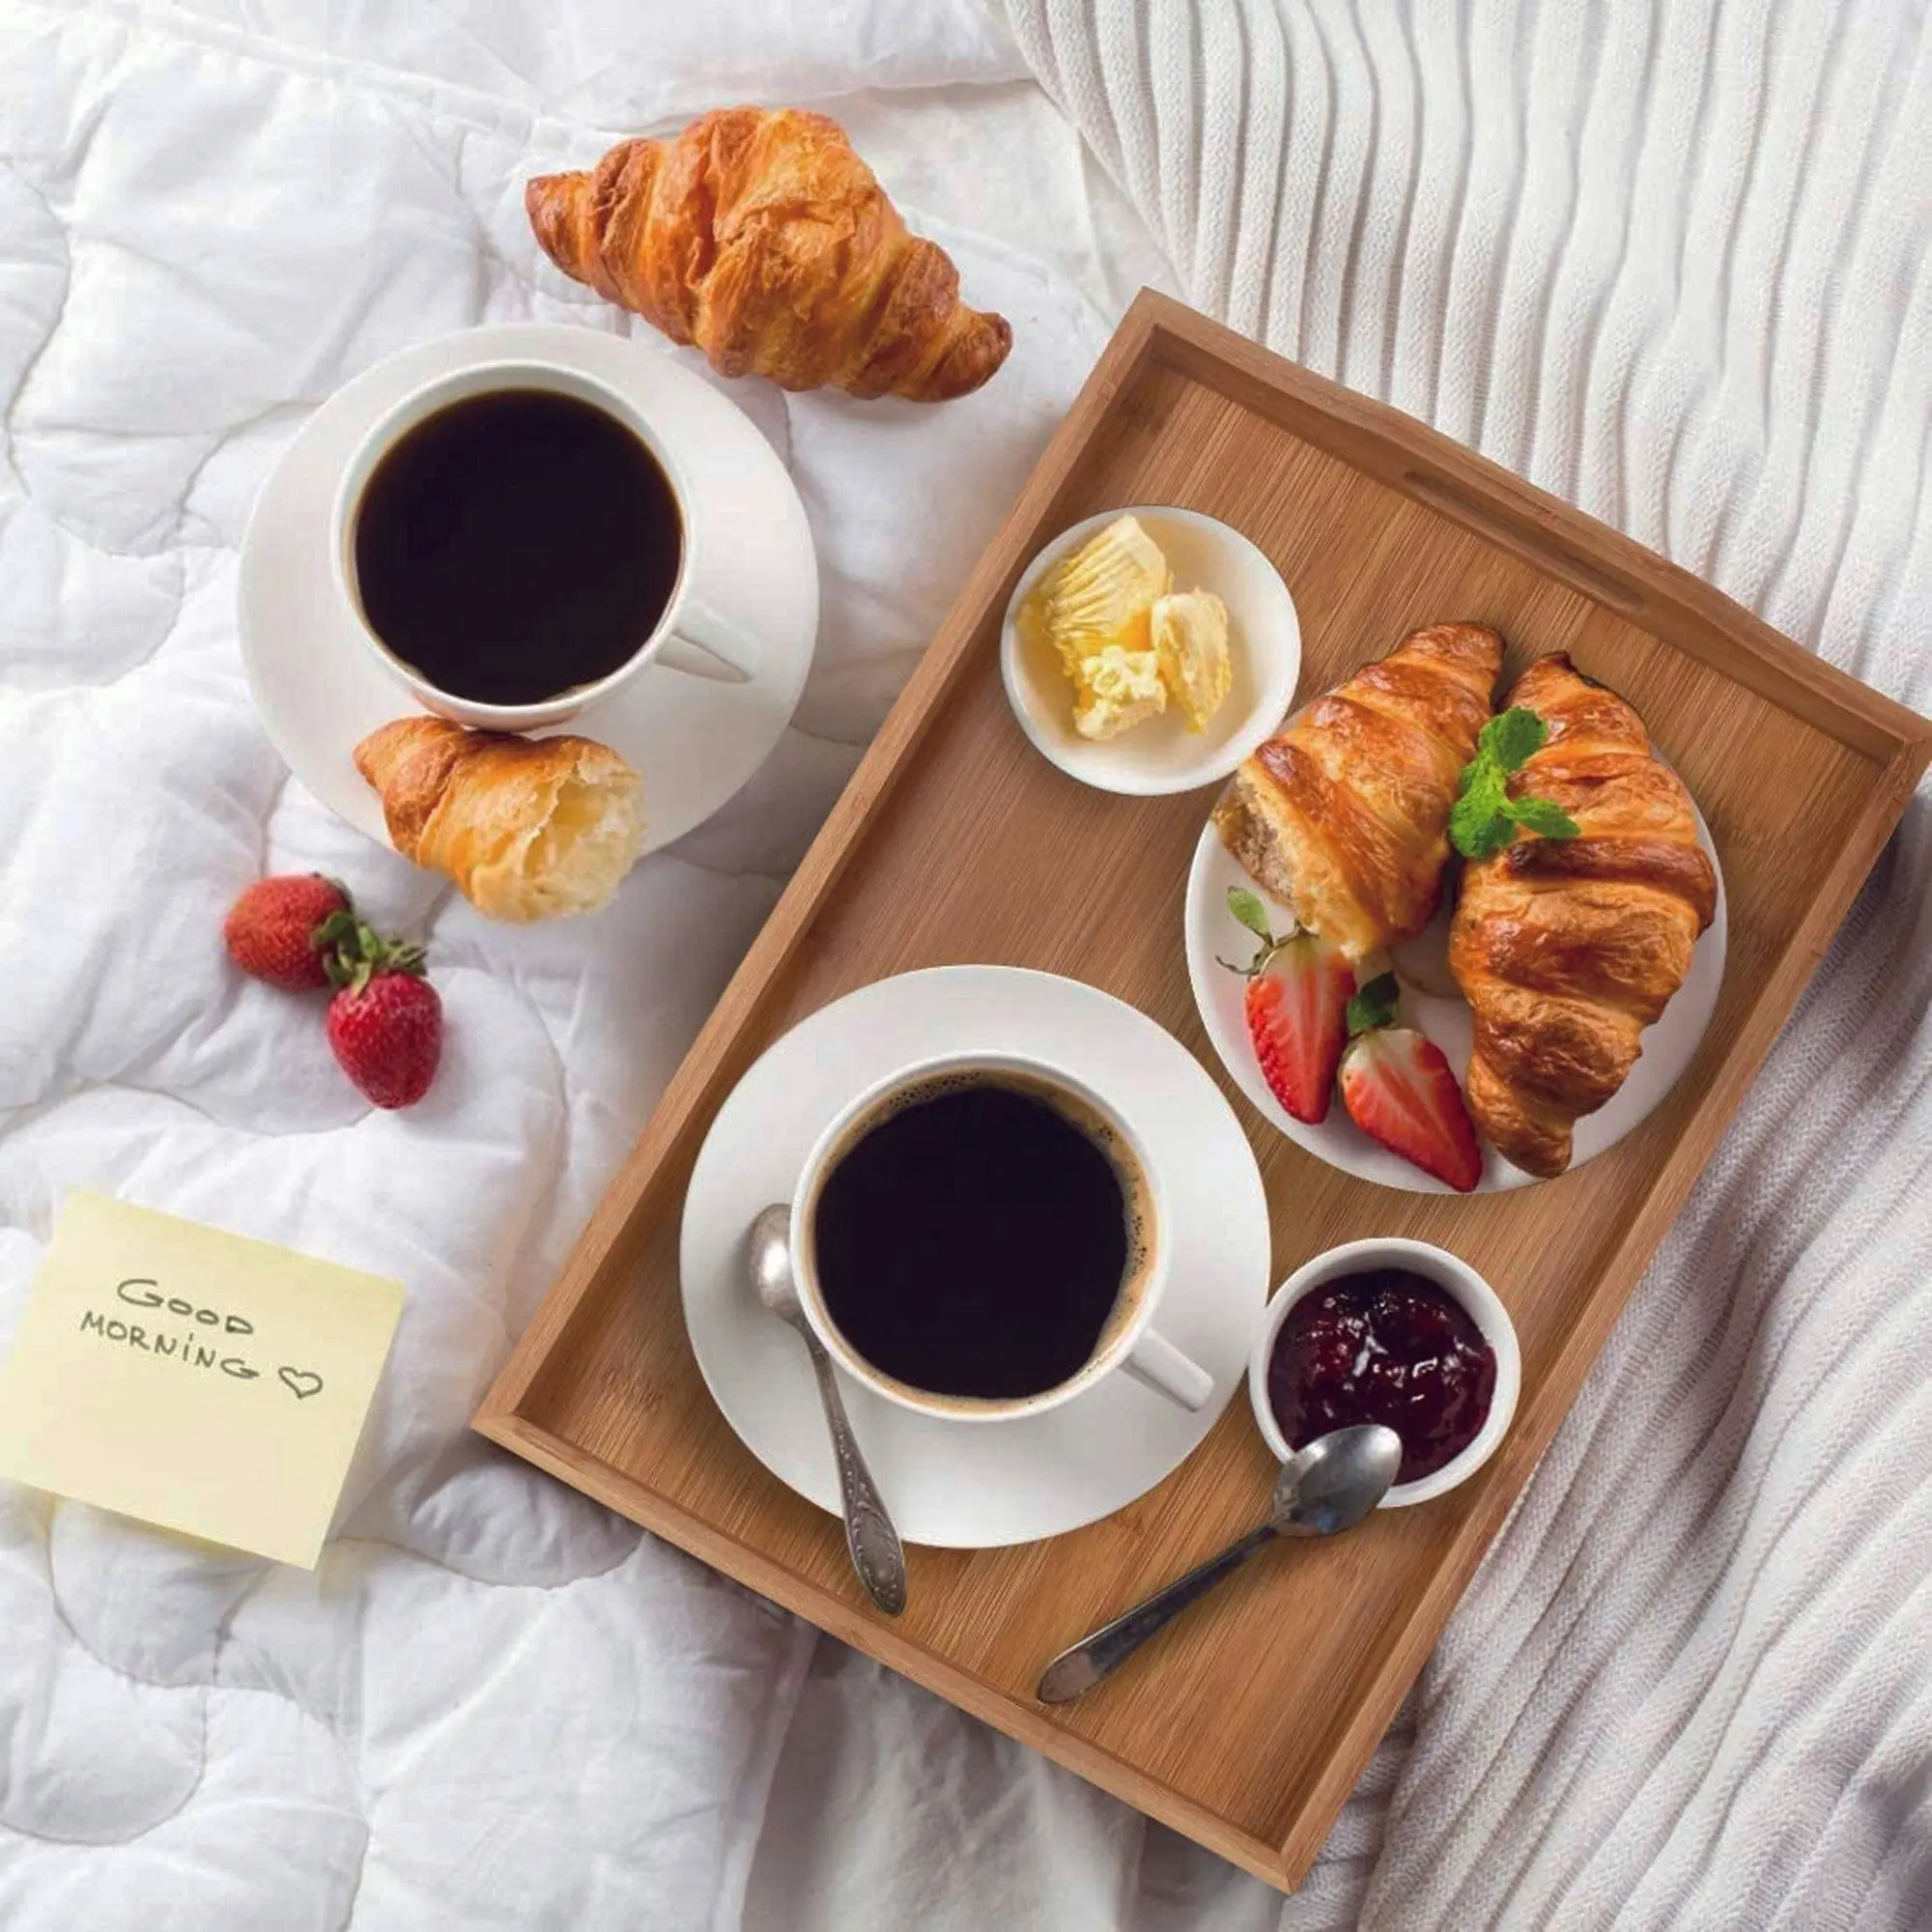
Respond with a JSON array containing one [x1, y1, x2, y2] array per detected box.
[[475, 292, 1932, 1890]]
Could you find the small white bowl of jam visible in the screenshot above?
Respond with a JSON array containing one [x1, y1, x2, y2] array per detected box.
[[1248, 1237, 1520, 1507]]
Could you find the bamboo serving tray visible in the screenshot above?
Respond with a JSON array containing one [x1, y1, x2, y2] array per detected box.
[[476, 292, 1932, 1889]]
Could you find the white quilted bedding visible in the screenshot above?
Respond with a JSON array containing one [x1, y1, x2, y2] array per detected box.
[[0, 4, 1147, 1925], [5, 2, 1930, 1928]]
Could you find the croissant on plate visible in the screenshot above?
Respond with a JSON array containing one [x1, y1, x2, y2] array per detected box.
[[354, 718, 645, 923], [1449, 654, 1718, 1178], [527, 107, 1012, 402], [1213, 623, 1503, 959]]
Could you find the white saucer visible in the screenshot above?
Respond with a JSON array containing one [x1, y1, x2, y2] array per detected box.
[[680, 967, 1273, 1548], [238, 325, 818, 854], [1000, 506, 1302, 797], [1185, 801, 1728, 1191]]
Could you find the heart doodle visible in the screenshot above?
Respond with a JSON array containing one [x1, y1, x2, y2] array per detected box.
[[278, 1367, 325, 1401]]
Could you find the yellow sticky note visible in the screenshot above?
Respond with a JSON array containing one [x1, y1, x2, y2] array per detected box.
[[0, 1192, 404, 1568]]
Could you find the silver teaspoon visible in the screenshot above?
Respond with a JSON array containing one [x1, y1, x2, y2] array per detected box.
[[749, 1204, 907, 1617], [1036, 1424, 1402, 1702]]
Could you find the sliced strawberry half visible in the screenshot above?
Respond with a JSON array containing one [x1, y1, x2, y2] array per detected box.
[[1338, 973, 1483, 1192], [1222, 888, 1353, 1125]]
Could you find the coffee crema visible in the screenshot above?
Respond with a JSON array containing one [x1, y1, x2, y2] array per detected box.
[[809, 1072, 1152, 1402], [352, 387, 681, 708]]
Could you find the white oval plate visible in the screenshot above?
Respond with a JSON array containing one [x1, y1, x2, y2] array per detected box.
[[679, 966, 1273, 1548], [1184, 796, 1728, 1192], [999, 505, 1301, 796], [238, 324, 819, 855]]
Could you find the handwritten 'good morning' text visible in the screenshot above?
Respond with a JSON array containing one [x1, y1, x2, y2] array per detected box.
[[77, 1276, 261, 1378]]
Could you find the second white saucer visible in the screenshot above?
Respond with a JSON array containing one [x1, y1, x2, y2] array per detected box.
[[679, 966, 1273, 1548]]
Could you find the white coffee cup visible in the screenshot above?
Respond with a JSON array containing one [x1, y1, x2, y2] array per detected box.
[[790, 1051, 1214, 1421], [331, 357, 760, 731]]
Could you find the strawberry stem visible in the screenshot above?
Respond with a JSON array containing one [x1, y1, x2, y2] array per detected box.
[[318, 912, 427, 996], [307, 878, 354, 954], [1346, 971, 1401, 1037], [1222, 885, 1301, 977]]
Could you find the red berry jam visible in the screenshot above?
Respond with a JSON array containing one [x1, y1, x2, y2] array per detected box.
[[1266, 1267, 1496, 1486]]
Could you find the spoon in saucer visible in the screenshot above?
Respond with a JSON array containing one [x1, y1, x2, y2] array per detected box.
[[1036, 1423, 1402, 1702], [749, 1204, 907, 1617]]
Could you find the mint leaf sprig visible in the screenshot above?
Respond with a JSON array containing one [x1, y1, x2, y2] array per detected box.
[[1449, 707, 1581, 861]]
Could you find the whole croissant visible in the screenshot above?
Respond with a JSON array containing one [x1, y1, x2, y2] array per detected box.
[[527, 107, 1012, 402], [1214, 623, 1502, 959], [354, 718, 645, 922], [1449, 655, 1718, 1178]]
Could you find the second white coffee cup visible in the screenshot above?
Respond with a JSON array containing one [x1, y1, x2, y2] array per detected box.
[[790, 1050, 1214, 1421]]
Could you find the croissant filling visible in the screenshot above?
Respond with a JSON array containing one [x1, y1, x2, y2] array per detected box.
[[476, 765, 644, 921]]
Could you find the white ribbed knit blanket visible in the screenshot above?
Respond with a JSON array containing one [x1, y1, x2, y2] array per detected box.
[[1006, 3, 1932, 1926]]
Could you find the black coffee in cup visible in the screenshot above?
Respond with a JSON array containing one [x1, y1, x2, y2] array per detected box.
[[351, 387, 681, 707], [808, 1070, 1154, 1401]]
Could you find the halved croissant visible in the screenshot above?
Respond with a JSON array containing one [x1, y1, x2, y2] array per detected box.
[[354, 718, 644, 922], [1213, 623, 1502, 958], [1448, 655, 1718, 1177], [528, 107, 1011, 401]]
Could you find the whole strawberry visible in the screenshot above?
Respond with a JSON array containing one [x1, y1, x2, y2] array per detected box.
[[319, 916, 442, 1110], [223, 874, 351, 991]]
